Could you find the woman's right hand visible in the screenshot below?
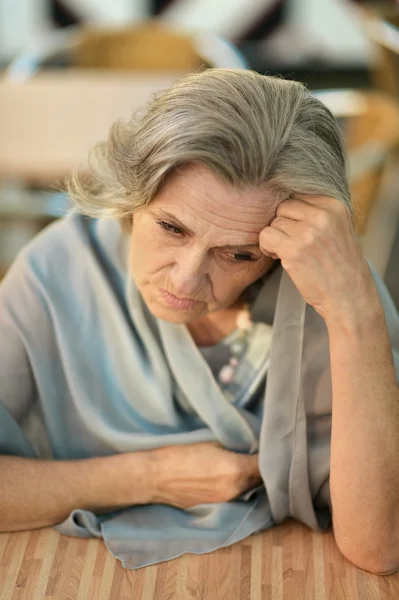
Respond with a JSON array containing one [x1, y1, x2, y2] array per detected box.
[[150, 441, 263, 510]]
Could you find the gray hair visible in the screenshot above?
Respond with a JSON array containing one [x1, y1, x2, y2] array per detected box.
[[66, 68, 352, 232]]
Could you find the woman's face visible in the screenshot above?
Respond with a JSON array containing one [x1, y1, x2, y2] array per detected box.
[[129, 163, 277, 324]]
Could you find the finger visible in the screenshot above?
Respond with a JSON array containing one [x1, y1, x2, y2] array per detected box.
[[270, 216, 305, 236], [259, 226, 288, 258], [276, 198, 327, 222], [292, 194, 347, 217]]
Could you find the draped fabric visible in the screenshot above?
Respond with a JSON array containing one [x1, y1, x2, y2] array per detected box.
[[1, 209, 398, 570]]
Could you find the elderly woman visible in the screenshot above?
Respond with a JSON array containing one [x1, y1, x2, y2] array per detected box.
[[1, 69, 398, 574]]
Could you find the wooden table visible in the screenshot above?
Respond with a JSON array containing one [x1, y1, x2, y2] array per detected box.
[[0, 518, 398, 599], [0, 70, 187, 185]]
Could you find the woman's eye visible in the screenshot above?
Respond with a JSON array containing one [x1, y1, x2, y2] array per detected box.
[[231, 253, 259, 263], [157, 221, 184, 235], [156, 221, 258, 262]]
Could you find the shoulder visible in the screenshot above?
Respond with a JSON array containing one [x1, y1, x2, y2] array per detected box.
[[16, 210, 127, 281], [19, 210, 96, 269], [2, 210, 129, 310]]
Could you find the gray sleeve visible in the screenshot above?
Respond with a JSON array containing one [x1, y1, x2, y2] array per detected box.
[[0, 255, 41, 457]]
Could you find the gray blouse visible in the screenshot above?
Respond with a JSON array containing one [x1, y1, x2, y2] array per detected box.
[[197, 323, 273, 405]]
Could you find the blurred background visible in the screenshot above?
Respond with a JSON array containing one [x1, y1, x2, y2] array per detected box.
[[0, 0, 398, 307]]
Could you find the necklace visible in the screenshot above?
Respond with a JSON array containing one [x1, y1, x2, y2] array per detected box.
[[217, 302, 253, 385]]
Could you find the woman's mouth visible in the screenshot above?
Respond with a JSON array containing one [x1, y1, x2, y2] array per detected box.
[[158, 288, 200, 310]]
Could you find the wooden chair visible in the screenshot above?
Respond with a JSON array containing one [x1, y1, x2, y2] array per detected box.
[[71, 23, 208, 71], [313, 89, 399, 277], [5, 20, 247, 82], [355, 4, 399, 101]]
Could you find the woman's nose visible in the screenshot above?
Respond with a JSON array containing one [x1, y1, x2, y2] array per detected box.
[[170, 251, 208, 298]]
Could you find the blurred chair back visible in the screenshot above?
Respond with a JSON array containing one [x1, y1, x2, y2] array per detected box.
[[5, 20, 247, 82], [314, 89, 399, 277], [72, 24, 207, 71], [357, 6, 399, 101]]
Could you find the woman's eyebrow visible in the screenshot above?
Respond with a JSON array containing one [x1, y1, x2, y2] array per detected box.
[[154, 210, 260, 250]]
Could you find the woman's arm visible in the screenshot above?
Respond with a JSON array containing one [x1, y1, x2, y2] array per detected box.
[[0, 253, 155, 532], [259, 195, 399, 575], [0, 451, 156, 532], [0, 442, 265, 532], [326, 298, 399, 576]]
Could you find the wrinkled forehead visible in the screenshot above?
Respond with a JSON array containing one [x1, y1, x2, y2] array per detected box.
[[149, 163, 283, 234]]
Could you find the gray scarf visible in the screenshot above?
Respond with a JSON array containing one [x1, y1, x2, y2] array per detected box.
[[1, 212, 398, 569]]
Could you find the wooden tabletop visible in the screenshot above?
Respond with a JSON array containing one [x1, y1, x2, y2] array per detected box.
[[0, 70, 187, 184], [0, 518, 398, 599]]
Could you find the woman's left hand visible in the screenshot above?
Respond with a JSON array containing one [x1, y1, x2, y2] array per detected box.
[[259, 195, 382, 325]]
